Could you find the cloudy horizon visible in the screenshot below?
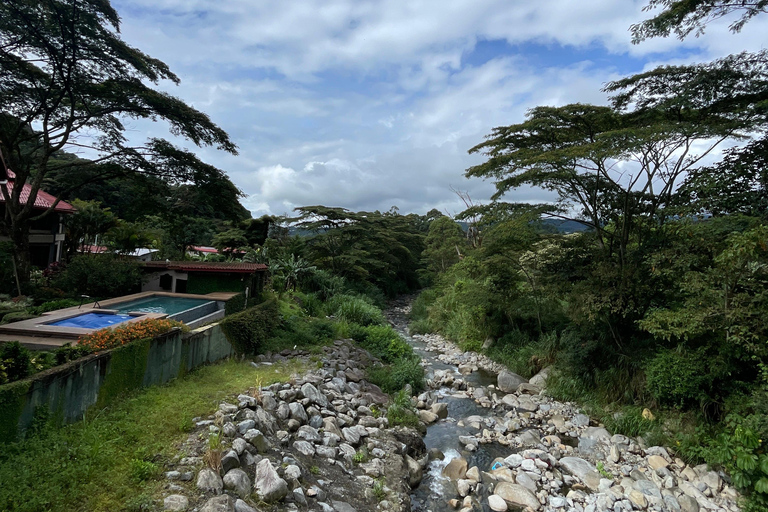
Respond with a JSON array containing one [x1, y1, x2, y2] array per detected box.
[[110, 0, 768, 218]]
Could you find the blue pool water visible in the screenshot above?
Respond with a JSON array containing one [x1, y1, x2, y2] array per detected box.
[[111, 296, 211, 316], [49, 313, 134, 329]]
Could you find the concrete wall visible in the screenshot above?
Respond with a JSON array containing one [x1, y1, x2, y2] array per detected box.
[[0, 323, 233, 443]]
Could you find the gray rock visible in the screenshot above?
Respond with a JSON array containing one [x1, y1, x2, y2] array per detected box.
[[237, 419, 256, 434], [221, 450, 240, 474], [332, 501, 357, 512], [571, 414, 590, 427], [293, 487, 307, 506], [341, 427, 361, 445], [405, 454, 423, 488], [223, 468, 252, 499], [199, 495, 234, 512], [300, 382, 329, 408], [196, 468, 223, 494], [276, 403, 290, 420], [293, 440, 316, 456], [515, 471, 537, 492], [297, 425, 322, 443], [488, 494, 508, 512], [494, 482, 541, 511], [234, 499, 258, 512], [163, 494, 189, 511], [443, 457, 468, 481], [243, 429, 269, 452], [497, 371, 527, 393], [232, 438, 247, 456], [431, 402, 448, 419], [678, 494, 699, 512], [529, 366, 551, 388], [253, 459, 288, 503], [309, 414, 324, 429], [288, 402, 308, 423]]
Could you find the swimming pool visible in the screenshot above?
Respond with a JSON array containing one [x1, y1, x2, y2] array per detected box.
[[111, 296, 212, 316], [48, 312, 135, 329]]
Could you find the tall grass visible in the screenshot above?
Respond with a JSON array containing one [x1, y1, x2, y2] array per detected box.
[[325, 294, 385, 326]]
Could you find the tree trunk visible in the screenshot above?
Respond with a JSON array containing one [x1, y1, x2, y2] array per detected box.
[[9, 217, 31, 294]]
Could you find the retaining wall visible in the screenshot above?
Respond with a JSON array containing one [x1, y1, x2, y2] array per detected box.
[[0, 323, 233, 443]]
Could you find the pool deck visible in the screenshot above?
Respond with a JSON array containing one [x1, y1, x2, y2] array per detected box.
[[0, 291, 238, 351]]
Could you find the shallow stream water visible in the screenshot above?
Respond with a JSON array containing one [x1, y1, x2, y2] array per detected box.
[[387, 305, 509, 512]]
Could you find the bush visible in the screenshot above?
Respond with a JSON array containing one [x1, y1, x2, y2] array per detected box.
[[0, 311, 37, 325], [54, 344, 92, 365], [219, 299, 281, 354], [224, 293, 260, 316], [0, 341, 32, 384], [348, 324, 413, 363], [367, 356, 425, 394], [263, 316, 334, 353], [385, 389, 420, 428], [51, 255, 142, 298], [326, 294, 385, 326], [77, 319, 184, 352], [645, 347, 710, 407], [29, 299, 81, 315]]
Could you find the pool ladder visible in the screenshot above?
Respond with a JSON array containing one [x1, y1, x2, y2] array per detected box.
[[78, 295, 102, 309]]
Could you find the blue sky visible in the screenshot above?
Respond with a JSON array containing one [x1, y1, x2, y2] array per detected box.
[[110, 0, 768, 217]]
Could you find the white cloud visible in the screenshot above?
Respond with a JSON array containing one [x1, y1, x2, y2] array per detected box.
[[107, 0, 768, 217]]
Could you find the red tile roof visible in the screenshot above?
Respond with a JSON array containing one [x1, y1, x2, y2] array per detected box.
[[143, 261, 267, 273], [0, 170, 76, 213], [190, 246, 218, 254]]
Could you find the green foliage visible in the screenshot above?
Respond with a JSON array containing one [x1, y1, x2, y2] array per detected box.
[[367, 357, 425, 395], [684, 412, 768, 510], [421, 216, 467, 279], [385, 389, 420, 428], [603, 407, 657, 438], [645, 348, 710, 407], [51, 255, 142, 298], [325, 294, 385, 326], [347, 324, 412, 363], [0, 342, 32, 384], [28, 299, 81, 315], [224, 292, 260, 316], [0, 311, 37, 325], [263, 316, 335, 353], [293, 206, 425, 297], [219, 299, 282, 354], [129, 459, 158, 483]]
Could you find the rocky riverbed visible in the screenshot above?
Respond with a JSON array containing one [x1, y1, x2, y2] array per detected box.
[[157, 298, 742, 512]]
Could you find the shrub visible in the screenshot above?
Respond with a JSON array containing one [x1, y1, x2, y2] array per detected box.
[[51, 255, 142, 298], [325, 294, 385, 326], [348, 324, 413, 363], [645, 347, 709, 407], [385, 389, 420, 428], [368, 356, 425, 395], [29, 299, 81, 315], [219, 299, 281, 354], [0, 311, 37, 325], [263, 316, 334, 353], [224, 292, 261, 316], [54, 344, 92, 365], [77, 319, 184, 352], [0, 341, 32, 384]]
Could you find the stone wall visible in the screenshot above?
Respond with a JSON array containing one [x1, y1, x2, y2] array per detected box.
[[0, 323, 233, 443]]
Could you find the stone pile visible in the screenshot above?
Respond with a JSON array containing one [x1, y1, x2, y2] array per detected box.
[[160, 340, 428, 512], [408, 329, 742, 512]]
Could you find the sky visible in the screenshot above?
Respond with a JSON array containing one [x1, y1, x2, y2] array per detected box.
[[110, 0, 768, 218]]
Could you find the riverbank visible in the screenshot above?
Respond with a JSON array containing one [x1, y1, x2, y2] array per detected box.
[[386, 297, 742, 512]]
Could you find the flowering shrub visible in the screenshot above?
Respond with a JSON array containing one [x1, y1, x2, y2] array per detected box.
[[77, 319, 184, 352]]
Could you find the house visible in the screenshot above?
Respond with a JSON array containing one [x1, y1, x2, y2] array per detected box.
[[0, 169, 75, 267], [141, 261, 268, 295]]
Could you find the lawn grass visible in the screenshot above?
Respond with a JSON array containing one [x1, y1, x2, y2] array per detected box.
[[0, 358, 308, 512]]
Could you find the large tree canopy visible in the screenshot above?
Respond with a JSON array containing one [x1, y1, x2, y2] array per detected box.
[[0, 0, 237, 276], [631, 0, 768, 41]]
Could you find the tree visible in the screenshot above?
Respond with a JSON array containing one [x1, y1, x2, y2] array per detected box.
[[422, 216, 466, 276], [62, 199, 117, 260], [0, 0, 237, 278], [631, 0, 768, 42], [212, 228, 248, 259]]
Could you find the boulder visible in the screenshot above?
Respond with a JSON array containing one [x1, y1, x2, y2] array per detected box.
[[253, 459, 288, 503], [528, 367, 551, 388], [494, 482, 541, 511], [223, 468, 251, 499], [487, 494, 508, 512], [443, 457, 468, 481], [405, 455, 423, 488], [234, 499, 258, 512], [430, 402, 448, 419], [196, 468, 223, 494], [200, 495, 234, 512], [163, 495, 189, 511], [418, 410, 439, 424], [300, 382, 329, 408], [497, 371, 527, 393]]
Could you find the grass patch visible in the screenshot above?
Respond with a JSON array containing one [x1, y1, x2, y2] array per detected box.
[[0, 358, 307, 512]]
